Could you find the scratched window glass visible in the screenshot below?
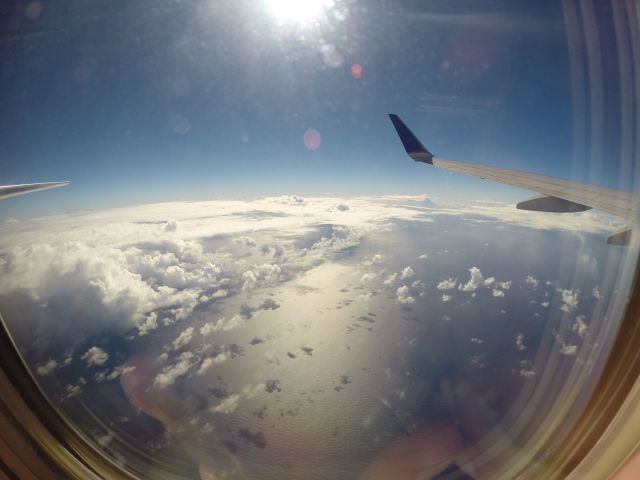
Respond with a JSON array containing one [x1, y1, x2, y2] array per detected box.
[[0, 1, 638, 479]]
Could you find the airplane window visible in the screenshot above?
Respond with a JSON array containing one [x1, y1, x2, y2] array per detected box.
[[0, 1, 638, 479]]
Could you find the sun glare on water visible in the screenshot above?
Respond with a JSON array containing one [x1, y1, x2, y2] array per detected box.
[[265, 0, 334, 24]]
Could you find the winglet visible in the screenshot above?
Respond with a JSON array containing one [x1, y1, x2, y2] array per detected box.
[[388, 114, 433, 164]]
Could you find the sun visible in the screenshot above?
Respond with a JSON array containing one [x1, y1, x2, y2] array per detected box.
[[265, 0, 334, 24]]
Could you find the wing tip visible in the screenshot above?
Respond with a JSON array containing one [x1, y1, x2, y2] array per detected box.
[[388, 114, 433, 164]]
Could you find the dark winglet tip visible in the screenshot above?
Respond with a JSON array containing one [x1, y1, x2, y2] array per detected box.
[[388, 114, 433, 164]]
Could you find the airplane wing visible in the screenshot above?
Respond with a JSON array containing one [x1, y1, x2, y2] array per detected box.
[[388, 114, 637, 245], [0, 181, 69, 200]]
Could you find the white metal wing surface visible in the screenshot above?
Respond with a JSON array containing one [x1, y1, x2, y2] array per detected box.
[[389, 114, 638, 245], [0, 182, 69, 200]]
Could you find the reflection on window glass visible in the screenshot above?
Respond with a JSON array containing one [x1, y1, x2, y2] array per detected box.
[[0, 1, 638, 479]]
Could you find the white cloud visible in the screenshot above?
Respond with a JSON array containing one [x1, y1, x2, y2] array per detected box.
[[333, 202, 350, 212], [519, 360, 535, 379], [400, 266, 414, 279], [64, 377, 86, 398], [36, 359, 58, 376], [65, 382, 83, 398], [154, 352, 195, 389], [360, 272, 378, 282], [525, 275, 539, 288], [156, 353, 168, 364], [197, 353, 228, 375], [210, 383, 265, 414], [235, 236, 257, 247], [572, 315, 587, 338], [138, 313, 158, 336], [559, 289, 579, 313], [201, 320, 223, 336], [222, 314, 245, 331], [363, 254, 383, 266], [95, 365, 135, 383], [437, 278, 457, 290], [496, 281, 512, 290], [242, 263, 282, 290], [383, 273, 397, 285], [515, 333, 526, 351], [441, 294, 452, 302], [396, 286, 415, 304], [492, 289, 505, 298], [200, 314, 244, 335], [541, 301, 550, 308], [274, 195, 305, 206], [460, 267, 484, 292], [172, 326, 194, 350], [418, 254, 428, 260], [164, 221, 178, 232], [592, 286, 602, 299], [212, 393, 241, 414], [559, 344, 578, 356], [483, 277, 495, 286], [82, 346, 109, 367]]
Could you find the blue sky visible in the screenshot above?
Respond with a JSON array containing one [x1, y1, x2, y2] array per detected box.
[[0, 0, 631, 219]]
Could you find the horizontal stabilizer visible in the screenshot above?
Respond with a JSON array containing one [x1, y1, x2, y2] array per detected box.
[[388, 114, 433, 164], [516, 195, 591, 213]]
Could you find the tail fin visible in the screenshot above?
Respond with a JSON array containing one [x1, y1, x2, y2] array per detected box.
[[388, 114, 433, 164]]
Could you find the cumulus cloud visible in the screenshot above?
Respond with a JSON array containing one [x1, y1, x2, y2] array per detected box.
[[559, 289, 579, 313], [164, 221, 178, 232], [519, 360, 535, 379], [364, 253, 383, 266], [495, 281, 512, 290], [592, 287, 602, 299], [572, 315, 587, 338], [460, 267, 484, 292], [441, 294, 452, 302], [242, 264, 282, 290], [210, 383, 265, 414], [333, 202, 350, 212], [197, 352, 228, 375], [492, 289, 505, 298], [212, 393, 241, 414], [525, 275, 539, 288], [82, 347, 109, 367], [94, 365, 135, 383], [360, 272, 378, 282], [274, 195, 305, 206], [396, 286, 415, 304], [559, 344, 578, 356], [418, 254, 428, 260], [515, 333, 526, 351], [172, 326, 194, 350], [235, 236, 257, 247], [65, 377, 86, 398], [36, 359, 58, 376], [400, 266, 414, 279], [138, 313, 159, 336], [483, 277, 495, 286], [200, 314, 244, 335], [154, 352, 195, 389], [437, 278, 457, 290], [383, 273, 397, 285]]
